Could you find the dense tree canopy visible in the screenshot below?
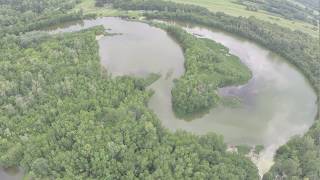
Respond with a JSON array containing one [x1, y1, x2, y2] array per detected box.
[[0, 0, 319, 179], [292, 0, 320, 11], [237, 0, 319, 25], [157, 24, 251, 118], [0, 0, 93, 35], [263, 121, 320, 179], [0, 26, 259, 179], [98, 0, 320, 95], [96, 0, 320, 178], [0, 0, 260, 179]]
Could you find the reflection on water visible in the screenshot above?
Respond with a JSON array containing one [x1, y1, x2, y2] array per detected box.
[[0, 167, 23, 180], [178, 26, 318, 174], [1, 17, 317, 178], [44, 17, 320, 175]]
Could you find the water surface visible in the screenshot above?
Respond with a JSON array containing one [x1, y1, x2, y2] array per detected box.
[[43, 17, 320, 174], [0, 167, 23, 180], [174, 25, 318, 173], [1, 17, 317, 178]]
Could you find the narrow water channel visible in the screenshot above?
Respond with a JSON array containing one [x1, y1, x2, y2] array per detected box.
[[1, 17, 317, 178]]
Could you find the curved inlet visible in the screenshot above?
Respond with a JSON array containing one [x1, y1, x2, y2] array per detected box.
[[176, 26, 318, 174], [148, 22, 318, 174], [1, 17, 317, 178]]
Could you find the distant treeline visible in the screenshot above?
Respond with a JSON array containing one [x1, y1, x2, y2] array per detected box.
[[237, 0, 318, 25], [99, 0, 320, 100], [0, 0, 260, 179], [293, 0, 320, 11], [0, 0, 94, 35], [263, 121, 320, 179]]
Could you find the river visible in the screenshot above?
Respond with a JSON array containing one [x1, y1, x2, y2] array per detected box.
[[1, 17, 317, 178]]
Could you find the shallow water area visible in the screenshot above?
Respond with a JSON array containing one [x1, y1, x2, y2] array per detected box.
[[0, 167, 23, 180]]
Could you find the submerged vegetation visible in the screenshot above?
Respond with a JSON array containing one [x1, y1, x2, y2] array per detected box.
[[157, 24, 251, 118]]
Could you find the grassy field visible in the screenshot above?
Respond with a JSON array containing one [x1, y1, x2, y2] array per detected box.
[[74, 0, 318, 37], [168, 0, 319, 37]]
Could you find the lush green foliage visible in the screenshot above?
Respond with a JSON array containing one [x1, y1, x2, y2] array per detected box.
[[146, 14, 320, 96], [236, 145, 251, 156], [237, 0, 318, 25], [98, 0, 320, 96], [95, 0, 210, 16], [168, 0, 319, 37], [0, 0, 86, 35], [292, 0, 320, 11], [0, 0, 319, 179], [0, 1, 260, 179], [263, 120, 320, 179], [0, 27, 259, 179], [97, 0, 320, 178], [156, 24, 251, 118], [254, 145, 264, 155]]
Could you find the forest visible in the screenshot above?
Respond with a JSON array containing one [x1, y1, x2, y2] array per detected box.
[[0, 23, 259, 179], [95, 0, 320, 97], [157, 24, 251, 118], [0, 0, 98, 35], [0, 0, 261, 179], [100, 0, 320, 98], [263, 122, 320, 179], [95, 0, 320, 179], [0, 0, 319, 179], [237, 0, 318, 25], [293, 0, 320, 11], [145, 9, 320, 96]]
